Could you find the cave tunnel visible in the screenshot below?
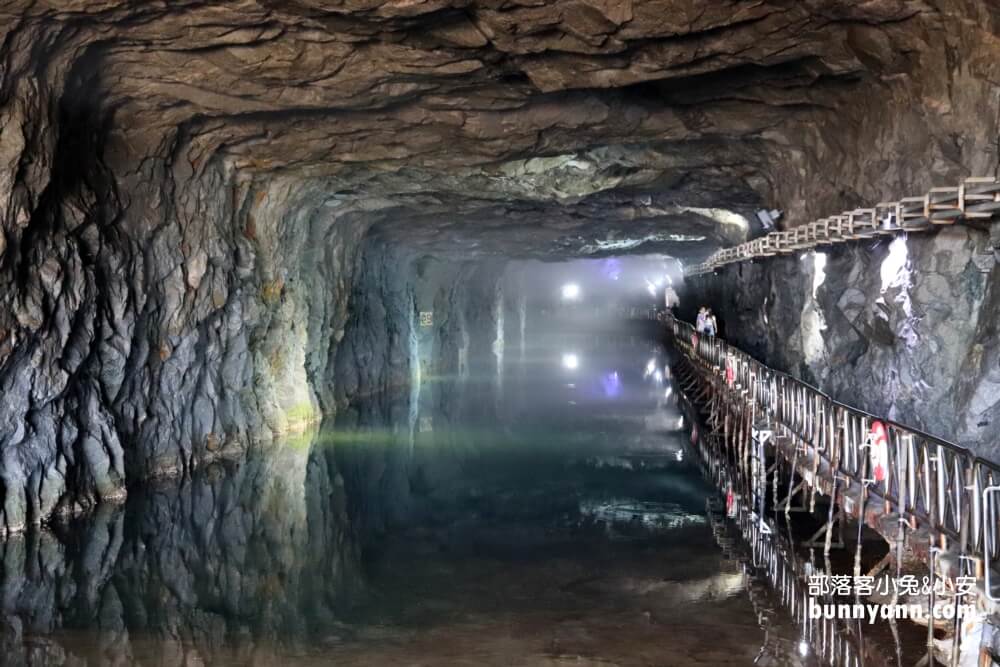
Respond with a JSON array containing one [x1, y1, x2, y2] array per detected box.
[[3, 2, 1000, 666]]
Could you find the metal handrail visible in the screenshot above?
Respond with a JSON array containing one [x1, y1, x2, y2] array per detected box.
[[686, 177, 1000, 276], [669, 314, 1000, 567]]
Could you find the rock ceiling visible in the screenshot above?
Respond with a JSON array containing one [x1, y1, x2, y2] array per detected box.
[[3, 0, 1000, 259]]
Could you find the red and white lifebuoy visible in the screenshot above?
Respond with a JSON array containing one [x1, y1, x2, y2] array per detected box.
[[691, 332, 699, 348], [726, 483, 737, 518], [869, 420, 889, 483], [690, 423, 699, 445], [725, 355, 736, 386]]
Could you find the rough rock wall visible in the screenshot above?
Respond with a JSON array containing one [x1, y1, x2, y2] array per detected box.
[[761, 1, 1000, 222], [8, 2, 1000, 261], [683, 223, 1000, 456], [0, 112, 372, 534], [3, 0, 1000, 531], [332, 248, 508, 536], [333, 239, 418, 406], [333, 241, 505, 407]]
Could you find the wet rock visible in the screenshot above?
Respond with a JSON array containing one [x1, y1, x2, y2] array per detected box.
[[1, 0, 1000, 527]]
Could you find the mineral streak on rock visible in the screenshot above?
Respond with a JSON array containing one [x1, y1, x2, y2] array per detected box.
[[1, 1, 1000, 532]]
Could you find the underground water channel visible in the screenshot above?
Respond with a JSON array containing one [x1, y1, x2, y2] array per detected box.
[[0, 287, 846, 666], [9, 5, 1000, 664], [0, 250, 972, 666]]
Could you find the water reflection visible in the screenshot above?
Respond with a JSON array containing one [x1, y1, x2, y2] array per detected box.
[[0, 326, 809, 665], [0, 440, 360, 665], [578, 498, 705, 532]]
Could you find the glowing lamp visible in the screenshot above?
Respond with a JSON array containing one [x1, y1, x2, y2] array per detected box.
[[561, 283, 581, 300]]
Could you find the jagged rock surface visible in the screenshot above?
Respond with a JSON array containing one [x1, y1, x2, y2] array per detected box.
[[682, 224, 1000, 456], [2, 0, 1000, 529]]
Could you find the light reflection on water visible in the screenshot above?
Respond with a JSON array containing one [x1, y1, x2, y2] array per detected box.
[[0, 327, 813, 665], [578, 498, 706, 532]]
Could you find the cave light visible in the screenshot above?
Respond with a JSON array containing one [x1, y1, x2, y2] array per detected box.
[[601, 371, 622, 398], [562, 353, 580, 370], [880, 235, 910, 293], [601, 257, 622, 281], [561, 283, 581, 300], [812, 252, 827, 298]]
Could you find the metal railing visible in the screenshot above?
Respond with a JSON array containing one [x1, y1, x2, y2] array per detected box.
[[687, 177, 1000, 276], [707, 497, 876, 667], [669, 315, 1000, 580]]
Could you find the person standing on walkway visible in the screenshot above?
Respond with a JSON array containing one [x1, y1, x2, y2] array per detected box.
[[705, 309, 718, 337], [696, 307, 708, 333]]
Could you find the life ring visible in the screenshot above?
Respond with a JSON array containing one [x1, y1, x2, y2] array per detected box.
[[690, 423, 699, 445], [725, 355, 736, 386], [691, 332, 699, 348], [869, 420, 889, 483]]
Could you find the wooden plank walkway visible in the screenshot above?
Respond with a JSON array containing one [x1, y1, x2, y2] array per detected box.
[[686, 177, 1000, 276]]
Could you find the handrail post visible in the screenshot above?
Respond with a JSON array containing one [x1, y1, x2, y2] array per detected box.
[[668, 312, 1000, 579]]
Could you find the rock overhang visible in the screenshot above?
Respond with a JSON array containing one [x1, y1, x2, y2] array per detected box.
[[3, 0, 983, 262], [2, 0, 1000, 534]]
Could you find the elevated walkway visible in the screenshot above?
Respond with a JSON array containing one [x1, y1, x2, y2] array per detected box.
[[687, 177, 1000, 276], [667, 314, 1000, 666]]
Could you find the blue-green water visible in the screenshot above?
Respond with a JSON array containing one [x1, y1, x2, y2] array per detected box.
[[0, 329, 816, 666]]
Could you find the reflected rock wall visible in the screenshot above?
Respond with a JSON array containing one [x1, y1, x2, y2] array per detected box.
[[0, 435, 358, 666], [332, 248, 509, 537]]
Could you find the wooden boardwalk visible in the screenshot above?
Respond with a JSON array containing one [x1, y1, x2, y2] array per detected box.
[[686, 177, 1000, 276]]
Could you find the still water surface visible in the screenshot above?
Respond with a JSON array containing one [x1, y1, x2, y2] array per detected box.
[[2, 327, 821, 665]]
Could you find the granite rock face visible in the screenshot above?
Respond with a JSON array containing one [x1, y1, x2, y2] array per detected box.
[[682, 224, 1000, 456], [2, 0, 1000, 529]]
